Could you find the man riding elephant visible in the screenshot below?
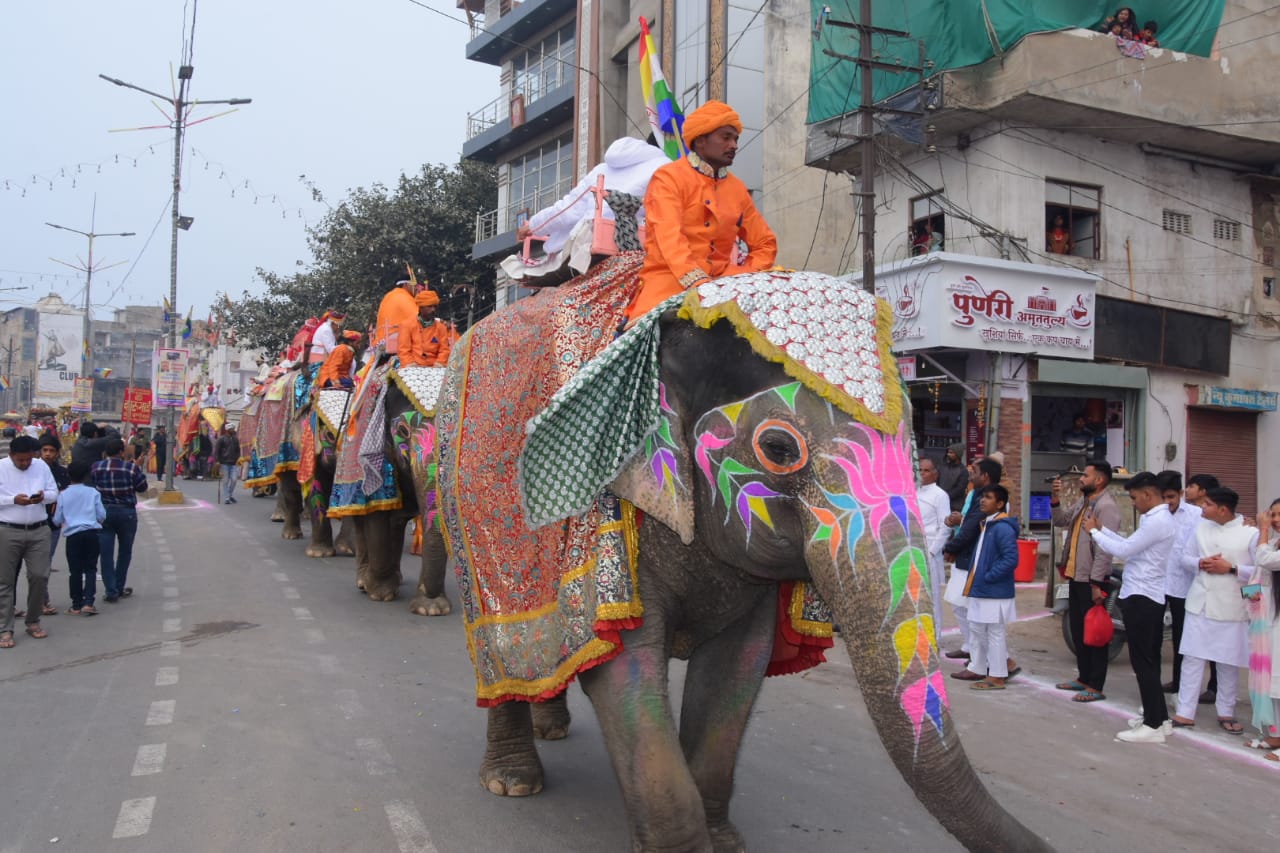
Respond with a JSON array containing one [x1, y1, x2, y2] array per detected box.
[[626, 99, 778, 321]]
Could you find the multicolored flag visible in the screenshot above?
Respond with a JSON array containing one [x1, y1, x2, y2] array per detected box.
[[0, 376, 9, 390], [181, 307, 193, 340], [93, 367, 113, 379], [638, 17, 686, 160]]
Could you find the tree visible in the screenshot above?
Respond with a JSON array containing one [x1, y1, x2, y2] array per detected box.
[[217, 159, 496, 355]]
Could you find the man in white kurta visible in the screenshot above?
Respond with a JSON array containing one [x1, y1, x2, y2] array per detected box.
[[1157, 471, 1202, 694], [917, 458, 952, 646], [1171, 488, 1258, 731], [308, 311, 345, 364]]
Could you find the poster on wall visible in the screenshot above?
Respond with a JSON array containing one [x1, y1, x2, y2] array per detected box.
[[71, 378, 93, 413], [35, 311, 83, 404], [155, 348, 189, 408], [965, 406, 986, 463]]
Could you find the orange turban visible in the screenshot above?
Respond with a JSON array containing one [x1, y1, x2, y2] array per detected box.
[[341, 330, 363, 342], [415, 290, 440, 307], [681, 100, 743, 148]]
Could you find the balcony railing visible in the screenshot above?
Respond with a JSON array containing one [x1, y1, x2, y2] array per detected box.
[[464, 43, 575, 142], [466, 93, 507, 142], [474, 177, 573, 244]]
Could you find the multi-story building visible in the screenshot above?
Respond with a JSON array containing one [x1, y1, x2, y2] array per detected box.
[[801, 2, 1280, 520], [0, 306, 40, 414], [89, 305, 167, 419]]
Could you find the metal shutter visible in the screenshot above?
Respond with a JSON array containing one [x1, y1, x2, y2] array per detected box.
[[1186, 408, 1258, 516]]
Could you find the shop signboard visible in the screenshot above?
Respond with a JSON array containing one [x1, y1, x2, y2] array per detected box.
[[35, 311, 83, 404], [1194, 385, 1277, 412], [155, 348, 189, 408], [897, 356, 917, 381], [71, 378, 93, 413], [122, 387, 154, 425], [864, 253, 1098, 359]]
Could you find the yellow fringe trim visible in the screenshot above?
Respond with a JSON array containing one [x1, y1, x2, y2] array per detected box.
[[677, 292, 903, 434], [787, 582, 834, 639], [325, 495, 404, 519], [473, 637, 620, 704], [243, 474, 278, 489], [387, 367, 438, 418]]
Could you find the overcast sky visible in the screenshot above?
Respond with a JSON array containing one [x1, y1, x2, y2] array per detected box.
[[0, 0, 494, 322]]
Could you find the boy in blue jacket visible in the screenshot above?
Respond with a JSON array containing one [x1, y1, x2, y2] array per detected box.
[[951, 485, 1020, 691], [53, 461, 106, 615]]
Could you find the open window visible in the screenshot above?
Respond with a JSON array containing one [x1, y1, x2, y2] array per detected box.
[[1045, 180, 1101, 260], [909, 192, 945, 256]]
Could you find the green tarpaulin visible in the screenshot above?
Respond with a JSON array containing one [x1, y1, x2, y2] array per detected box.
[[808, 0, 1227, 124]]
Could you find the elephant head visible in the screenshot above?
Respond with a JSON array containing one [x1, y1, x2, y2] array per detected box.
[[611, 316, 1048, 852]]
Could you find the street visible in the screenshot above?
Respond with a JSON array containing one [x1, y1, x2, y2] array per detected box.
[[3, 487, 1278, 853]]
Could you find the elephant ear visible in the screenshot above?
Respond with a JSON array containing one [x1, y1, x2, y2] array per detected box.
[[611, 380, 696, 545]]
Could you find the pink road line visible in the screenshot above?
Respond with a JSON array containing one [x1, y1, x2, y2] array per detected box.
[[139, 499, 217, 512]]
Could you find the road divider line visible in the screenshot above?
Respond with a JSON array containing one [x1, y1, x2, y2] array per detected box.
[[283, 586, 301, 600], [163, 618, 181, 633], [356, 738, 396, 776], [131, 743, 167, 776], [263, 558, 278, 566], [162, 587, 179, 599], [316, 654, 340, 675], [271, 572, 289, 582], [162, 601, 180, 612], [292, 607, 314, 621], [159, 641, 181, 657], [384, 800, 437, 853], [145, 700, 175, 726], [155, 667, 179, 687], [304, 628, 326, 645], [112, 797, 156, 839], [336, 688, 367, 719]]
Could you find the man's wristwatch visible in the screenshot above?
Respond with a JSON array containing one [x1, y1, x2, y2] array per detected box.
[[1228, 565, 1238, 575]]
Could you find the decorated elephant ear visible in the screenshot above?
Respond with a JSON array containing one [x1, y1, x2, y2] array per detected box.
[[611, 380, 696, 544]]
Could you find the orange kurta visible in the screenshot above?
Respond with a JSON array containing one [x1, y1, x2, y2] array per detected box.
[[317, 343, 355, 387], [628, 156, 777, 319], [399, 318, 452, 368], [374, 287, 418, 353]]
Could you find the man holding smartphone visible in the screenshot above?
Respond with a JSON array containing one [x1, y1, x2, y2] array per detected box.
[[0, 435, 61, 648]]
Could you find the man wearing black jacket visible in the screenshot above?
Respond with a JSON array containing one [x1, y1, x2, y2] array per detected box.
[[70, 422, 109, 469]]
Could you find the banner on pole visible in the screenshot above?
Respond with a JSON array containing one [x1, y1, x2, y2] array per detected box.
[[155, 348, 189, 408], [122, 387, 154, 425], [71, 377, 94, 413]]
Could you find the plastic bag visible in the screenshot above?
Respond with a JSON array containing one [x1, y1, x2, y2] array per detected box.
[[1083, 601, 1114, 648]]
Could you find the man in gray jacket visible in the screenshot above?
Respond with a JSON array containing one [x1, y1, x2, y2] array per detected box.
[[1051, 460, 1121, 701]]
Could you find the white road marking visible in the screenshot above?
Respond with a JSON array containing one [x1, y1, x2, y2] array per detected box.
[[282, 586, 301, 600], [155, 666, 179, 686], [263, 558, 278, 566], [160, 640, 181, 657], [316, 654, 340, 675], [112, 797, 156, 839], [304, 628, 326, 645], [146, 700, 175, 726], [163, 618, 181, 633], [162, 601, 181, 612], [292, 607, 314, 621], [131, 743, 167, 776], [356, 738, 396, 776], [336, 689, 367, 719], [162, 587, 179, 599], [161, 564, 175, 574], [271, 572, 289, 582], [384, 801, 437, 853]]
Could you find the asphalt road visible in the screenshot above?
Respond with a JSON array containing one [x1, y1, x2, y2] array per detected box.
[[2, 481, 1278, 853]]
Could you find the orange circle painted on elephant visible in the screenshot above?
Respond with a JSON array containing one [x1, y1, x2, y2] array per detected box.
[[752, 419, 809, 475]]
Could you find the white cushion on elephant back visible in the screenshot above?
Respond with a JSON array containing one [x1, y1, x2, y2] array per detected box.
[[389, 365, 449, 417], [315, 388, 352, 435], [683, 269, 902, 432]]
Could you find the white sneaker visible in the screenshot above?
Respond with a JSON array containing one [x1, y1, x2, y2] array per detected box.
[[1117, 724, 1167, 744], [1127, 716, 1173, 735]]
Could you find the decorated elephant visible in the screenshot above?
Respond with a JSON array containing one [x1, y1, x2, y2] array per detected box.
[[326, 361, 451, 616], [437, 265, 1050, 852]]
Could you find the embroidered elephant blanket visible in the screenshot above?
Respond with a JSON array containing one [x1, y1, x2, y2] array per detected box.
[[328, 361, 401, 518]]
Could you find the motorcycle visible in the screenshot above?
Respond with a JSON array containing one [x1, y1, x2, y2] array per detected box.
[[1054, 565, 1173, 662]]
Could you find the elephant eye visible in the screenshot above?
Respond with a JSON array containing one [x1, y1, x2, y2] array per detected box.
[[752, 419, 809, 475]]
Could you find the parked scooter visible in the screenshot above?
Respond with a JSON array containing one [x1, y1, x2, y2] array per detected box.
[[1054, 565, 1173, 662]]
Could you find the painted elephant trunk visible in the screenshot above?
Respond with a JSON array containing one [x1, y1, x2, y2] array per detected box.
[[807, 546, 1054, 853]]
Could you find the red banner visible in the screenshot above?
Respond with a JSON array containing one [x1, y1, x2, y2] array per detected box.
[[122, 387, 153, 425]]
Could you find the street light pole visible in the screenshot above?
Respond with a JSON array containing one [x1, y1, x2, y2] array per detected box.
[[99, 67, 250, 495], [46, 203, 135, 416]]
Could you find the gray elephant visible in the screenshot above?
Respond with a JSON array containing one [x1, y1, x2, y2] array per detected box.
[[437, 271, 1049, 852]]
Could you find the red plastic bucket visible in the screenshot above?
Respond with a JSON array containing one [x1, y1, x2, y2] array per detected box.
[[1015, 538, 1038, 583]]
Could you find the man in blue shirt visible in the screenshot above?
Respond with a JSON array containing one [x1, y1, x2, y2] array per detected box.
[[92, 438, 148, 603]]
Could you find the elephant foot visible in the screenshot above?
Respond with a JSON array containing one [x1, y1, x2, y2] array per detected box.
[[334, 543, 355, 557], [270, 512, 285, 523], [531, 695, 571, 741], [479, 748, 544, 797], [408, 593, 452, 616], [364, 574, 402, 602], [282, 525, 303, 541], [709, 821, 745, 853], [305, 544, 336, 558]]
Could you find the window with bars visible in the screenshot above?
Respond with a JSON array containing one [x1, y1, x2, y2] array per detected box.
[[1045, 180, 1101, 259], [1162, 209, 1192, 234], [1264, 246, 1275, 267], [1213, 219, 1240, 241], [909, 192, 945, 255]]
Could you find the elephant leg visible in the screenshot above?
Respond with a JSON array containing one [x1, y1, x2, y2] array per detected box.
[[531, 692, 570, 740], [408, 520, 451, 616], [362, 511, 404, 602], [277, 471, 303, 540], [334, 518, 355, 557], [677, 592, 775, 853], [480, 701, 544, 797], [306, 505, 335, 558], [270, 486, 286, 522], [581, 643, 711, 852], [353, 515, 372, 592]]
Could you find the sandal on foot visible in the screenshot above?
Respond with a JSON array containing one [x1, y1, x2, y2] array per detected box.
[[13, 609, 24, 618], [42, 604, 58, 616], [1246, 737, 1280, 750], [1072, 690, 1106, 703], [1007, 666, 1023, 679], [971, 679, 1006, 691], [81, 606, 97, 616], [0, 632, 13, 649], [950, 669, 985, 681], [1266, 750, 1280, 763], [1056, 680, 1088, 691], [65, 607, 82, 615], [1170, 718, 1195, 728], [25, 624, 47, 639], [1218, 718, 1244, 735]]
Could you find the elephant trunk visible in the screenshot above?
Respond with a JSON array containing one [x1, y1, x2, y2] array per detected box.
[[808, 549, 1054, 853]]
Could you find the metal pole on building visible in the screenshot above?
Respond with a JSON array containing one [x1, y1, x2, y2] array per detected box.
[[99, 66, 250, 497]]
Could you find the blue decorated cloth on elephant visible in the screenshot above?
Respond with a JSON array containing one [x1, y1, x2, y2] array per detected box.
[[328, 360, 401, 517], [438, 252, 647, 706]]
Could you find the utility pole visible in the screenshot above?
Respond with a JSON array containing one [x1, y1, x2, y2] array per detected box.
[[46, 199, 135, 413], [99, 66, 251, 497], [1, 337, 14, 414]]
